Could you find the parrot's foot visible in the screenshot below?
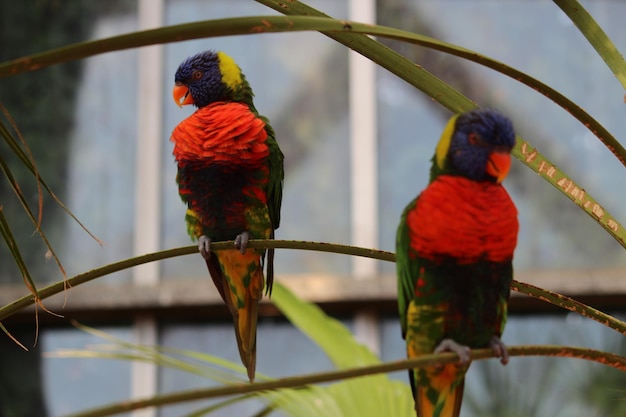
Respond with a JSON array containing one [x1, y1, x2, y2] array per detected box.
[[434, 338, 471, 365], [199, 235, 211, 260], [234, 231, 250, 254], [488, 336, 509, 365]]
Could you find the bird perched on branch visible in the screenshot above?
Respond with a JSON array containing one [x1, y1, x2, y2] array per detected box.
[[396, 108, 518, 417], [171, 50, 284, 382]]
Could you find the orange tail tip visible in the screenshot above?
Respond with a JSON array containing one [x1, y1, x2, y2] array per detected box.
[[414, 365, 465, 417], [233, 291, 259, 382], [216, 249, 265, 383]]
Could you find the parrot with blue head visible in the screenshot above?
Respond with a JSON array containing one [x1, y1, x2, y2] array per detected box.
[[171, 50, 284, 382], [396, 108, 519, 416]]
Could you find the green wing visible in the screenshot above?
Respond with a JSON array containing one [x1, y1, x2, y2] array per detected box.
[[396, 197, 421, 338], [263, 119, 284, 232], [261, 118, 284, 295]]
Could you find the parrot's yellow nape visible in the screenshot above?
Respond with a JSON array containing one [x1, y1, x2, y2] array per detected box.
[[217, 51, 243, 91], [435, 114, 460, 169]]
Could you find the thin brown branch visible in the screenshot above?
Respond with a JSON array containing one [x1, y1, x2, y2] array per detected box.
[[64, 345, 626, 417]]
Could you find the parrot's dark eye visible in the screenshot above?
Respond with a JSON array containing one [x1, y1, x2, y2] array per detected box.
[[467, 132, 484, 146], [192, 70, 203, 80]]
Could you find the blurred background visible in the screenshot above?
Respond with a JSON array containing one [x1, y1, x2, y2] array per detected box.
[[0, 0, 625, 416]]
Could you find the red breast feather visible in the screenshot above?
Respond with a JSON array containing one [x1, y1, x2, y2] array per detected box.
[[171, 102, 270, 239], [408, 175, 518, 264], [172, 101, 269, 164]]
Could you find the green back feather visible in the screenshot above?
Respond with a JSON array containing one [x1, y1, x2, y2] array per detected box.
[[263, 119, 284, 232], [396, 198, 420, 338]]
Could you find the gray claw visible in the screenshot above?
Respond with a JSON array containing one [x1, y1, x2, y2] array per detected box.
[[234, 231, 250, 254], [489, 336, 509, 365], [199, 235, 211, 260], [434, 338, 471, 365]]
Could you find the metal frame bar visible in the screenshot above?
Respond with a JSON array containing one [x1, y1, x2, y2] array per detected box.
[[132, 0, 164, 415], [348, 0, 381, 355]]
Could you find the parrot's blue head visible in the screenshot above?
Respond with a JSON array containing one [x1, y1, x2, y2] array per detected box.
[[436, 109, 515, 183], [173, 50, 252, 108]]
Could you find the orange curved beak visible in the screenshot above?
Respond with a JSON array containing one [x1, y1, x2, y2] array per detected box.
[[173, 83, 194, 107], [486, 151, 512, 183]]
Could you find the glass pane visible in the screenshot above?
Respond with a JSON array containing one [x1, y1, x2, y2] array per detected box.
[[42, 326, 133, 417], [63, 15, 138, 282], [160, 0, 351, 279], [0, 1, 138, 284], [380, 313, 626, 416], [1, 2, 136, 417], [377, 1, 626, 272], [158, 318, 335, 417]]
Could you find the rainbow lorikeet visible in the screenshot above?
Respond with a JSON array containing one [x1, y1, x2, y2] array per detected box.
[[396, 109, 519, 417], [170, 50, 284, 382]]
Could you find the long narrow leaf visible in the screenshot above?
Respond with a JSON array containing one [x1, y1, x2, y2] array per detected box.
[[63, 345, 626, 417], [56, 318, 386, 417], [0, 240, 393, 322], [0, 3, 623, 344], [0, 16, 466, 117], [0, 206, 38, 297], [64, 322, 249, 384], [269, 282, 414, 417], [2, 240, 625, 338], [553, 0, 626, 90], [1, 16, 622, 168], [0, 136, 66, 280], [271, 283, 379, 368], [261, 386, 346, 417], [0, 322, 27, 351], [54, 289, 625, 417], [0, 104, 44, 227], [0, 106, 101, 248], [252, 3, 626, 247], [181, 395, 258, 417], [511, 280, 626, 337], [1, 14, 623, 246], [513, 139, 626, 249]]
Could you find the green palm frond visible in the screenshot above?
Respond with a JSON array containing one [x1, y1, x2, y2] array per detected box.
[[52, 283, 414, 417], [553, 0, 626, 90]]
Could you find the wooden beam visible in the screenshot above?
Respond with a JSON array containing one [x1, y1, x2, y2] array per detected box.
[[2, 268, 626, 324]]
